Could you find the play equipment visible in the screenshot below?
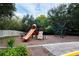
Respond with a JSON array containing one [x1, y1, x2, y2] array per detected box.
[[37, 31, 44, 40], [22, 24, 44, 42], [63, 50, 79, 56], [22, 24, 38, 42]]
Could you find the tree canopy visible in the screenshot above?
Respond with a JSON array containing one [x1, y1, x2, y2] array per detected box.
[[0, 3, 79, 36], [0, 3, 16, 17], [47, 3, 79, 36], [35, 15, 48, 31], [21, 14, 35, 32]]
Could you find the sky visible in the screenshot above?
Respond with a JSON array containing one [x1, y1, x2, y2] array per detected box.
[[15, 3, 61, 18]]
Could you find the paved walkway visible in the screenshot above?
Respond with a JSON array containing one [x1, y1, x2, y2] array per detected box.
[[29, 46, 53, 56], [28, 42, 79, 56]]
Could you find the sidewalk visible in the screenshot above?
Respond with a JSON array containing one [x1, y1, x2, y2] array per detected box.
[[28, 42, 79, 56], [29, 46, 53, 56]]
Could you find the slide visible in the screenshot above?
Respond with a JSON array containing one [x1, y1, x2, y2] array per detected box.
[[22, 28, 36, 42], [22, 24, 36, 42]]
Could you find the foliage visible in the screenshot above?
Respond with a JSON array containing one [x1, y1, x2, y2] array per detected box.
[[48, 4, 68, 36], [0, 16, 22, 30], [44, 25, 54, 35], [35, 15, 49, 31], [7, 38, 15, 48], [21, 14, 35, 32], [15, 45, 30, 56], [0, 3, 16, 18], [0, 45, 30, 56], [0, 37, 30, 56], [35, 15, 47, 26], [67, 3, 79, 30], [0, 3, 79, 35], [47, 3, 79, 36], [8, 19, 22, 30], [0, 3, 21, 30]]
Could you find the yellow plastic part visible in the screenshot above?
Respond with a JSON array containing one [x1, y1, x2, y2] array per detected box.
[[63, 51, 79, 56]]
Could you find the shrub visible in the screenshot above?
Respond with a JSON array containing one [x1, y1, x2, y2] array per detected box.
[[7, 38, 15, 48], [4, 48, 17, 56], [15, 45, 30, 56], [0, 45, 30, 56], [44, 26, 54, 35]]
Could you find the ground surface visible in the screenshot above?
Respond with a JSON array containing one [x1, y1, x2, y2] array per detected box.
[[25, 35, 79, 56], [29, 46, 53, 56], [0, 35, 79, 56], [24, 35, 79, 46], [28, 42, 79, 56], [43, 42, 79, 56]]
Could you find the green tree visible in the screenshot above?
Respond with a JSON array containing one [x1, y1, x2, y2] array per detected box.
[[21, 14, 35, 32], [0, 3, 16, 30], [0, 3, 16, 17], [8, 19, 22, 30], [48, 4, 69, 37], [67, 3, 79, 31], [35, 15, 48, 31]]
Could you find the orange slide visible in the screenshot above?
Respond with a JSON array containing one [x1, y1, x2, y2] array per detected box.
[[22, 24, 36, 42]]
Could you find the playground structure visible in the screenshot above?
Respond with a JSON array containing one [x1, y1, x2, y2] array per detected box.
[[37, 31, 44, 40], [22, 24, 44, 42]]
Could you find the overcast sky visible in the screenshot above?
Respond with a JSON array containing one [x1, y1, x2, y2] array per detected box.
[[15, 3, 61, 18]]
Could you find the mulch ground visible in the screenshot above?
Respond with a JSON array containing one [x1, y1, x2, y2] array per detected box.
[[23, 35, 79, 46]]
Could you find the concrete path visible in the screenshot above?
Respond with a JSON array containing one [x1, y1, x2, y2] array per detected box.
[[28, 42, 79, 56]]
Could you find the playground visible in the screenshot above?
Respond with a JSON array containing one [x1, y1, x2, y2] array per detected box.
[[0, 3, 79, 56], [0, 24, 79, 56]]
